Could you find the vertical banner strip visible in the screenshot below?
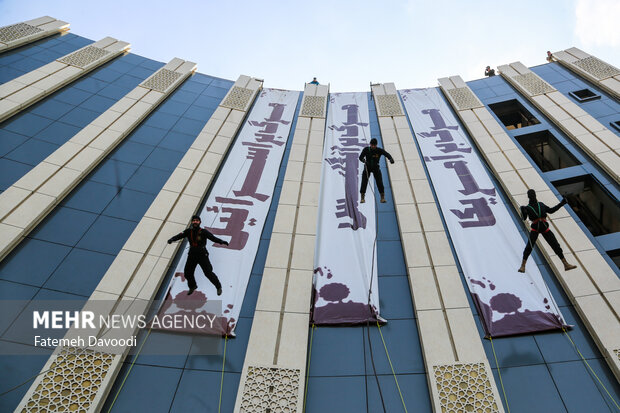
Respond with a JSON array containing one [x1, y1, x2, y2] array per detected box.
[[312, 92, 382, 325], [157, 89, 300, 336], [399, 88, 565, 337]]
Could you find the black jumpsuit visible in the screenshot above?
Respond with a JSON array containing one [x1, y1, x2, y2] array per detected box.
[[168, 227, 225, 291], [520, 199, 567, 261], [359, 146, 394, 195]]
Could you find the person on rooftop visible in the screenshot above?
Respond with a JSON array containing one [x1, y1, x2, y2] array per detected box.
[[309, 77, 319, 85], [485, 66, 496, 77]]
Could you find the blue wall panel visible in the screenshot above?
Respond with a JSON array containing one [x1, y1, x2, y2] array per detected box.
[[532, 62, 620, 138], [0, 33, 91, 83], [468, 72, 620, 273], [0, 35, 234, 410], [2, 35, 618, 412], [305, 93, 431, 413], [465, 74, 620, 411], [0, 49, 164, 191], [102, 92, 303, 412]]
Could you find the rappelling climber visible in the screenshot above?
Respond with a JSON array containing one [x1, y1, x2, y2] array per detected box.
[[359, 138, 394, 204], [518, 189, 577, 273], [167, 215, 229, 295]]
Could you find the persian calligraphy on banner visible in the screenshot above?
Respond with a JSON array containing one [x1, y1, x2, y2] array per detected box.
[[400, 87, 566, 337], [156, 88, 300, 336], [312, 92, 384, 325]]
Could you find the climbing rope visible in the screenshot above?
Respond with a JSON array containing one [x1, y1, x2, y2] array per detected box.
[[106, 327, 152, 412], [510, 208, 620, 412], [102, 151, 248, 409], [365, 319, 386, 413], [363, 115, 387, 413], [377, 321, 408, 412], [303, 323, 316, 412], [489, 336, 511, 413], [562, 328, 620, 410], [218, 335, 228, 413], [0, 106, 258, 407]]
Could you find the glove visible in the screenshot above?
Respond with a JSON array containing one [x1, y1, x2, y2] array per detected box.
[[167, 238, 173, 244], [390, 159, 395, 164], [561, 197, 568, 206]]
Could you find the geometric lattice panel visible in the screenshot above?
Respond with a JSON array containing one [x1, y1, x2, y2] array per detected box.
[[300, 95, 326, 118], [21, 347, 115, 412], [58, 46, 111, 69], [0, 23, 42, 43], [574, 56, 620, 80], [433, 362, 500, 413], [375, 94, 404, 117], [140, 68, 183, 93], [614, 349, 620, 361], [447, 87, 483, 111], [239, 366, 301, 412], [513, 73, 555, 96], [221, 86, 254, 111]]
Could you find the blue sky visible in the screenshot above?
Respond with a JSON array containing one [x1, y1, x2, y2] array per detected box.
[[1, 0, 618, 92]]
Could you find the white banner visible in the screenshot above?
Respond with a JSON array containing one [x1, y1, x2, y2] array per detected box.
[[157, 88, 300, 336], [312, 92, 383, 325], [400, 88, 566, 337]]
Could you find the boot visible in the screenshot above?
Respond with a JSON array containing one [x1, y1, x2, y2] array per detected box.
[[518, 259, 526, 273], [217, 287, 223, 296], [380, 193, 386, 203], [562, 258, 577, 271], [360, 193, 365, 203]]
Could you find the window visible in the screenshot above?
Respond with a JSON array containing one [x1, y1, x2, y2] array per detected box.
[[515, 130, 580, 172], [610, 120, 620, 133], [552, 175, 620, 236], [608, 249, 620, 271], [568, 88, 600, 103], [488, 99, 540, 130]]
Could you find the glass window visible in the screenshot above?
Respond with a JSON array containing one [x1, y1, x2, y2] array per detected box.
[[552, 175, 620, 236], [608, 249, 620, 271], [488, 99, 540, 129], [568, 89, 600, 103], [514, 130, 580, 172]]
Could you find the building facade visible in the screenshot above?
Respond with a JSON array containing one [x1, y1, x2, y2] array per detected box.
[[0, 17, 619, 413]]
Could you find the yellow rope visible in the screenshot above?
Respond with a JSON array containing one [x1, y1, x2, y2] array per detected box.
[[490, 337, 511, 413], [218, 335, 228, 413], [303, 324, 316, 412], [107, 328, 152, 413], [562, 328, 620, 410], [376, 321, 408, 413]]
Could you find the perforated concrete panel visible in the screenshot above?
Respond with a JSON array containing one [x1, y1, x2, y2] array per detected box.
[[446, 87, 483, 110], [375, 94, 404, 117], [433, 363, 500, 413], [512, 73, 555, 96], [300, 95, 326, 118], [140, 69, 183, 92], [221, 86, 254, 111], [57, 45, 111, 69], [239, 366, 301, 412], [20, 347, 116, 412], [0, 17, 69, 52], [0, 22, 42, 42], [573, 56, 620, 80]]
